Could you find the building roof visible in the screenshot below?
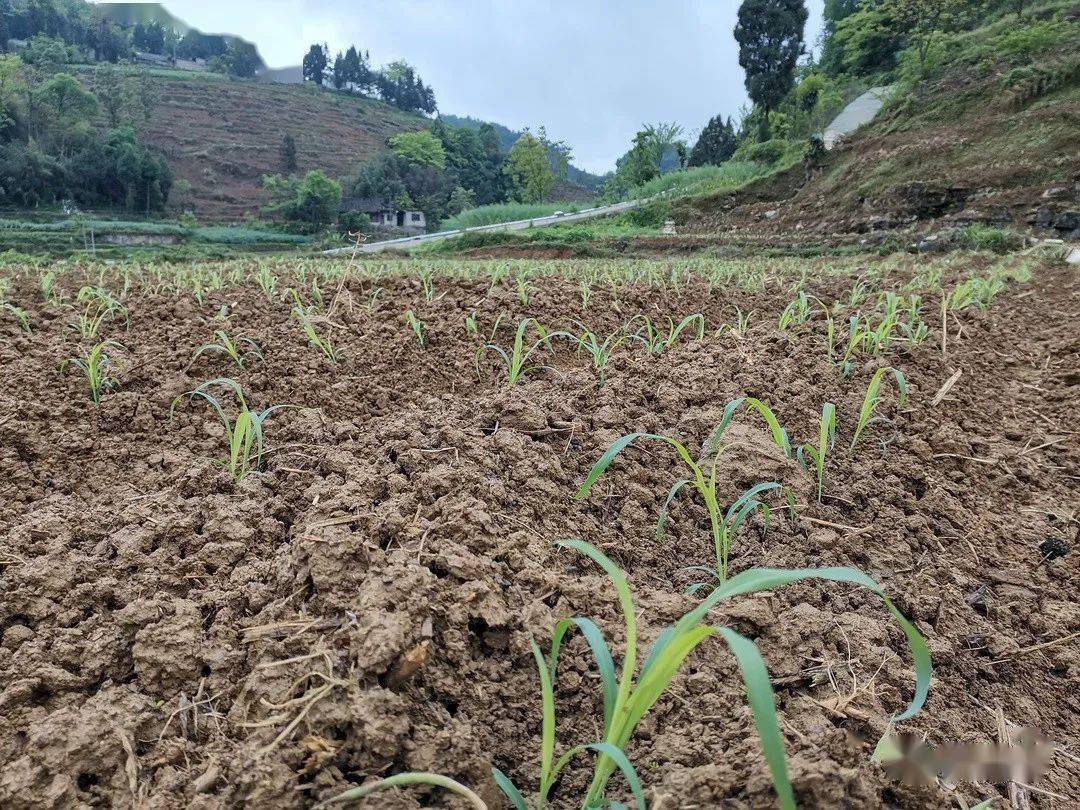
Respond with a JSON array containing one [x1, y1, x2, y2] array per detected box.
[[341, 196, 390, 214]]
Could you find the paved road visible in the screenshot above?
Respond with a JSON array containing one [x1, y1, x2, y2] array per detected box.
[[324, 198, 645, 255], [824, 86, 891, 149]]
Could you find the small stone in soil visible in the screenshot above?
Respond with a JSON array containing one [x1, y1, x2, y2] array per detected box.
[[1038, 537, 1067, 561], [965, 584, 988, 616]]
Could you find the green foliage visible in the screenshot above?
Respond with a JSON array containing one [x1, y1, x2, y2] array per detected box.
[[961, 224, 1025, 253], [735, 0, 809, 132], [623, 198, 670, 228], [689, 115, 739, 167], [830, 2, 906, 76], [222, 40, 261, 79], [327, 539, 931, 810], [604, 124, 687, 197], [796, 72, 827, 112], [170, 378, 286, 481], [733, 138, 790, 166], [446, 185, 475, 216], [441, 201, 583, 229], [263, 170, 342, 228], [849, 367, 907, 451], [63, 339, 122, 404], [627, 161, 765, 200], [280, 133, 298, 172], [20, 35, 75, 69], [503, 132, 554, 203], [388, 130, 447, 170], [0, 61, 172, 212]]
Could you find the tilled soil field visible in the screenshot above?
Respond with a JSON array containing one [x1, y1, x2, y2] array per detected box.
[[1, 256, 1077, 809]]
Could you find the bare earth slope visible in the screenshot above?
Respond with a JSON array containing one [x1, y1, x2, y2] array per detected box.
[[108, 74, 426, 221]]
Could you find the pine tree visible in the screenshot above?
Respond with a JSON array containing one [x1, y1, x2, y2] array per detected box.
[[331, 52, 346, 89], [302, 44, 328, 86], [280, 134, 297, 173], [734, 0, 808, 138], [688, 116, 738, 166]]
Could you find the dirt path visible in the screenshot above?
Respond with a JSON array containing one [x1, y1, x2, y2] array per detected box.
[[0, 256, 1076, 808]]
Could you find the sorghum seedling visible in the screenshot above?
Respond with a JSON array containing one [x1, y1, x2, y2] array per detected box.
[[254, 264, 277, 299], [192, 330, 263, 369], [476, 317, 571, 386], [849, 367, 907, 451], [572, 322, 640, 384], [797, 402, 836, 502], [405, 309, 425, 346], [170, 378, 286, 481], [577, 420, 783, 583], [2, 302, 30, 332], [63, 340, 122, 404], [71, 285, 126, 339], [630, 313, 704, 355], [291, 291, 341, 362], [325, 540, 932, 810]]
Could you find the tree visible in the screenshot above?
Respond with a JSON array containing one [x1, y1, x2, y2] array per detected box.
[[891, 0, 966, 76], [619, 130, 660, 188], [536, 126, 572, 181], [503, 131, 553, 203], [734, 0, 808, 138], [447, 185, 475, 216], [819, 0, 862, 75], [262, 169, 341, 227], [302, 44, 328, 86], [92, 63, 130, 127], [341, 45, 371, 93], [295, 169, 341, 226], [641, 122, 687, 172], [331, 52, 346, 89], [796, 73, 825, 114], [831, 3, 905, 76], [388, 130, 446, 169], [0, 54, 27, 139], [280, 133, 297, 172], [224, 41, 260, 78], [36, 72, 98, 156], [20, 34, 70, 71], [689, 115, 738, 166], [132, 73, 159, 125], [376, 60, 437, 114]]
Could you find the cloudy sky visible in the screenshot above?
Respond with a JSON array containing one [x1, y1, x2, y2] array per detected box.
[[108, 1, 825, 173]]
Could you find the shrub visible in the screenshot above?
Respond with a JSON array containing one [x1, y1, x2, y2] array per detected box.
[[733, 138, 789, 165], [624, 198, 670, 228]]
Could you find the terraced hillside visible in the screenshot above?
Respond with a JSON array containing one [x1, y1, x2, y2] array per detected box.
[[81, 71, 426, 221]]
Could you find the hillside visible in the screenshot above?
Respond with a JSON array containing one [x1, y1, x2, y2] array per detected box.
[[77, 69, 428, 221], [440, 113, 605, 191], [678, 2, 1080, 244]]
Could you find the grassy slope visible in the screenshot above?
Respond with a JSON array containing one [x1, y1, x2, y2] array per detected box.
[[814, 10, 1080, 213], [78, 67, 427, 222], [683, 2, 1080, 236]]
